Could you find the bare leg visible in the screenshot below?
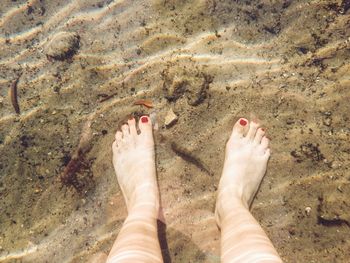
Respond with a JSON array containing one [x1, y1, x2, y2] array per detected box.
[[107, 116, 162, 263], [216, 118, 282, 263]]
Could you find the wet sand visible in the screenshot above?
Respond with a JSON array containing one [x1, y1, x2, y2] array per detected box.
[[0, 0, 350, 262]]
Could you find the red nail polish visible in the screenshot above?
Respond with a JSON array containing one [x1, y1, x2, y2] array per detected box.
[[239, 119, 247, 126], [141, 116, 148, 123], [261, 128, 265, 132]]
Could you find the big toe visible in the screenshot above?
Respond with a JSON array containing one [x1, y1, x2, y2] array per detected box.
[[138, 116, 153, 136], [231, 118, 249, 138]]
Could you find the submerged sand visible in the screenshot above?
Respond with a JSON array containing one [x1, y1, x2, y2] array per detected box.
[[0, 0, 350, 262]]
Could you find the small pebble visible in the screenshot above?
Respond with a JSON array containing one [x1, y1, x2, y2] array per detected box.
[[337, 186, 343, 193], [323, 117, 332, 126], [45, 31, 80, 61], [305, 206, 312, 215], [164, 108, 178, 127], [331, 160, 341, 169]]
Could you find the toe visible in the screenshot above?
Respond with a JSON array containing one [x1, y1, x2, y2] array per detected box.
[[231, 118, 249, 138], [138, 115, 152, 135], [121, 124, 130, 138], [246, 121, 260, 140], [112, 140, 121, 153], [261, 136, 269, 149], [114, 131, 123, 149], [128, 118, 137, 136], [115, 131, 123, 141], [264, 148, 271, 159], [112, 140, 117, 150], [253, 128, 265, 144]]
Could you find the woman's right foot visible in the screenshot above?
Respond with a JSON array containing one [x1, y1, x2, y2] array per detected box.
[[112, 116, 159, 215], [215, 118, 271, 226]]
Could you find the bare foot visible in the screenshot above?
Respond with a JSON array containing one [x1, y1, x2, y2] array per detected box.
[[112, 116, 159, 215], [216, 118, 270, 225]]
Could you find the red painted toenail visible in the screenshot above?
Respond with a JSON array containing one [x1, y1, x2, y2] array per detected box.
[[261, 128, 265, 132], [239, 119, 247, 126], [141, 116, 148, 123]]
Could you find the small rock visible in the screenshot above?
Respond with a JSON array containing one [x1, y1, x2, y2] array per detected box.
[[45, 31, 80, 61], [164, 108, 178, 127], [305, 206, 312, 215], [288, 228, 296, 236], [331, 160, 341, 169], [286, 118, 295, 125], [337, 185, 343, 193], [323, 117, 332, 126]]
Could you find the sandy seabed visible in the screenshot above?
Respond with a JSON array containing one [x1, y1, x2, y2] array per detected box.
[[0, 0, 350, 262]]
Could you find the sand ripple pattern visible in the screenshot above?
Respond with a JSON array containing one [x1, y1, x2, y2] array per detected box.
[[1, 0, 350, 262]]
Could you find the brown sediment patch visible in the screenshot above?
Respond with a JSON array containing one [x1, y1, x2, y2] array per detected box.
[[317, 182, 350, 227]]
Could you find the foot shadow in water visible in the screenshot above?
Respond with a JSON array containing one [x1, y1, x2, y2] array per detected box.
[[158, 220, 219, 263]]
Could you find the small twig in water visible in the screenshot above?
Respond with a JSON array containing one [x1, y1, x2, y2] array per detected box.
[[10, 74, 22, 114]]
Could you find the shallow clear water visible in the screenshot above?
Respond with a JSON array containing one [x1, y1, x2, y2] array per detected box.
[[1, 0, 350, 262]]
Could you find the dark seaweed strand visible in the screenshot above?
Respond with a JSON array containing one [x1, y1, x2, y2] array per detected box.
[[10, 76, 21, 114]]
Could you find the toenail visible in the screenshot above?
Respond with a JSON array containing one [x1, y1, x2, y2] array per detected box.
[[141, 116, 148, 123], [239, 119, 247, 126], [261, 128, 265, 132]]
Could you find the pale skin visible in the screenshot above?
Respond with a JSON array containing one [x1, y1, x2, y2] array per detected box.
[[107, 116, 283, 263]]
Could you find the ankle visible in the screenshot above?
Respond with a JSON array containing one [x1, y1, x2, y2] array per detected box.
[[218, 183, 249, 207], [128, 206, 159, 220], [128, 192, 160, 216], [216, 193, 249, 223]]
